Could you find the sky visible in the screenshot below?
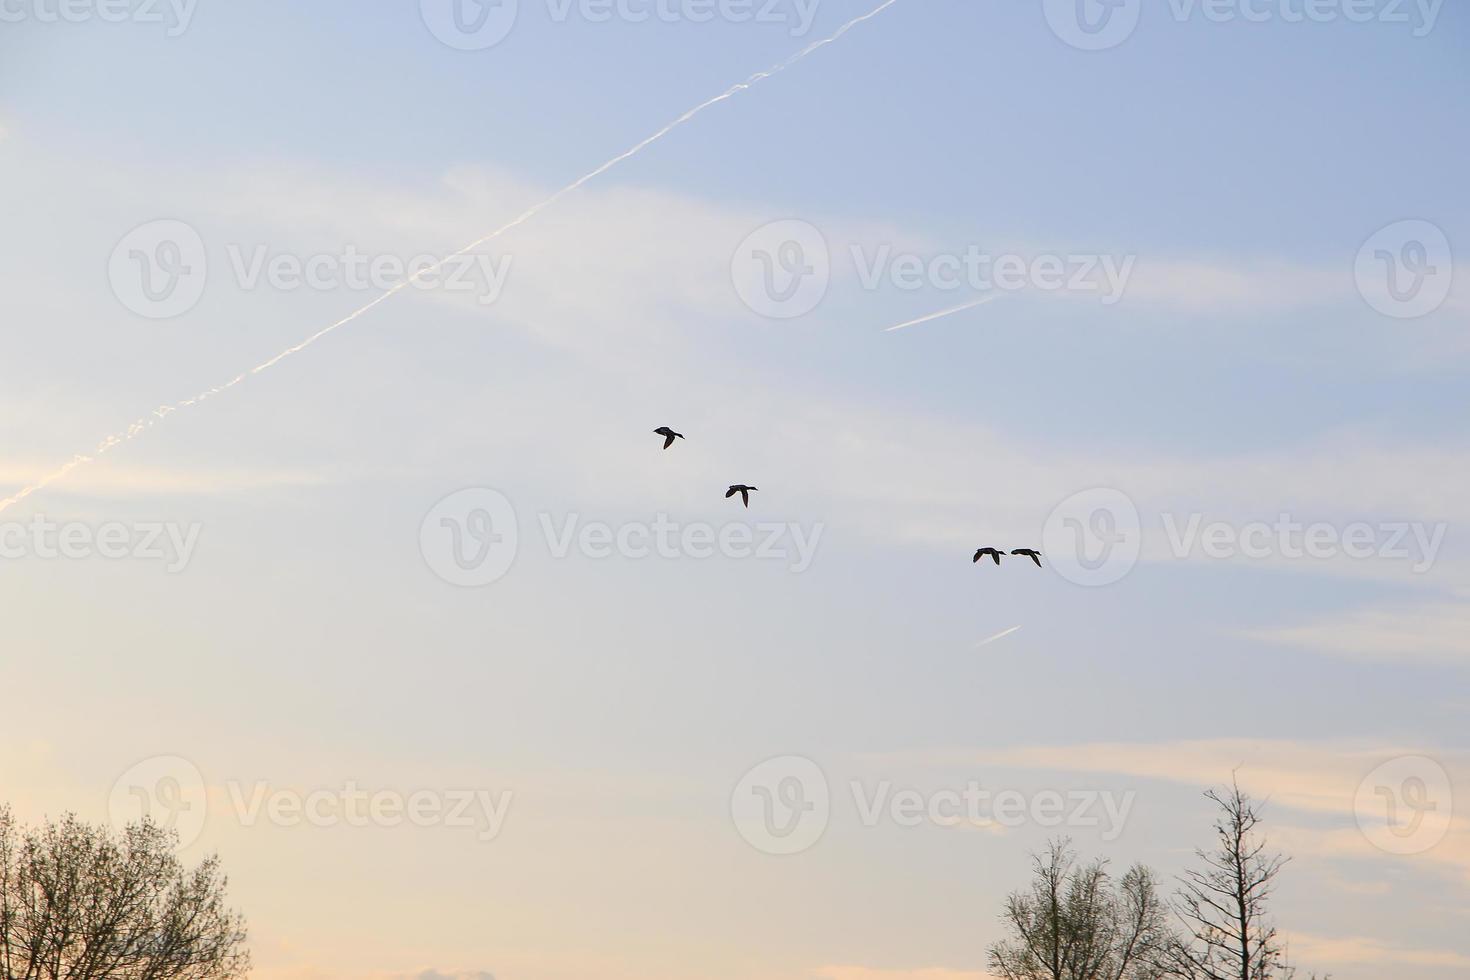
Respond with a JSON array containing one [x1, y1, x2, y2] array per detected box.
[[1, 1, 1467, 978]]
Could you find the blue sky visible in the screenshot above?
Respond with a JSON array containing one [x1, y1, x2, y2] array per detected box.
[[1, 2, 1467, 978]]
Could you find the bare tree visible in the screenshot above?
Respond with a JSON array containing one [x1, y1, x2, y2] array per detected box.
[[989, 839, 1173, 980], [0, 806, 249, 980], [1163, 781, 1326, 980]]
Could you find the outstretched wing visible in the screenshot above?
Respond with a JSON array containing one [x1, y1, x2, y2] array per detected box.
[[740, 489, 750, 508], [663, 434, 676, 450], [726, 487, 739, 498]]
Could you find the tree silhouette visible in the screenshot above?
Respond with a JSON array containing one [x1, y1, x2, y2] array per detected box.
[[0, 807, 248, 980], [988, 838, 1173, 980], [1162, 780, 1328, 980]]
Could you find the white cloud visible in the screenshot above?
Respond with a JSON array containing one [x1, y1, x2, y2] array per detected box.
[[894, 738, 1470, 884], [0, 460, 324, 501], [1248, 598, 1470, 666], [5, 145, 1468, 592], [1288, 933, 1470, 969], [812, 968, 995, 980], [1118, 258, 1344, 314]]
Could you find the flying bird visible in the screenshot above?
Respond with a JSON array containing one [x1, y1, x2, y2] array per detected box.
[[1011, 549, 1043, 567], [726, 485, 758, 508], [653, 426, 685, 450], [973, 548, 1004, 565]]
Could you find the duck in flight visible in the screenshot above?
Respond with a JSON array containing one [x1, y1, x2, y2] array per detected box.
[[726, 485, 758, 508], [973, 548, 1005, 565], [653, 426, 685, 450], [1011, 548, 1043, 567]]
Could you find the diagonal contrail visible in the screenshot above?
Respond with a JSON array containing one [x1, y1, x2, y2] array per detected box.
[[0, 0, 907, 515], [883, 293, 998, 332], [975, 625, 1022, 648]]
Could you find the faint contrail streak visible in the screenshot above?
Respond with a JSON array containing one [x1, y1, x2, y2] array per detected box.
[[0, 0, 907, 515], [975, 625, 1022, 648], [883, 294, 998, 332]]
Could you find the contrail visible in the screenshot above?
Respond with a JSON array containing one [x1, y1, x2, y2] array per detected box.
[[0, 0, 907, 515], [883, 293, 998, 332], [975, 625, 1022, 648]]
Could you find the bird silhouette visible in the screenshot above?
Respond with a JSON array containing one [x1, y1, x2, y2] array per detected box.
[[973, 548, 1004, 565], [1011, 549, 1043, 567], [653, 426, 685, 450], [726, 485, 758, 508]]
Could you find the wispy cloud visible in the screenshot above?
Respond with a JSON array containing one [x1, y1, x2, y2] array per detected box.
[[0, 460, 325, 501], [891, 738, 1470, 883], [1247, 598, 1470, 666], [813, 967, 995, 980], [1288, 933, 1470, 970]]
